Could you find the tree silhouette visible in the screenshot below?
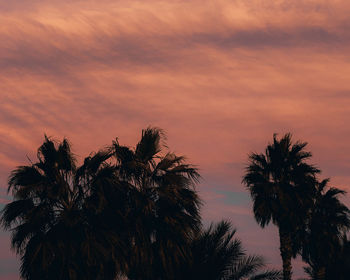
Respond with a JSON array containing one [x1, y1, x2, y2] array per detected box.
[[301, 179, 350, 280], [324, 235, 350, 280], [1, 128, 201, 280], [242, 133, 320, 280], [175, 220, 282, 280], [111, 127, 201, 280], [1, 137, 129, 279], [6, 129, 345, 280]]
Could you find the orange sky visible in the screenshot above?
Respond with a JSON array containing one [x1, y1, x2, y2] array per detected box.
[[1, 1, 350, 278]]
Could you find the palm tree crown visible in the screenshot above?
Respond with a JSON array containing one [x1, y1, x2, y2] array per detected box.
[[1, 128, 202, 280], [242, 133, 320, 280], [111, 127, 201, 280], [175, 220, 282, 280], [1, 137, 129, 279], [301, 179, 350, 280]]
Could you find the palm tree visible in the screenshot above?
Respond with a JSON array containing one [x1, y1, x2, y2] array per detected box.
[[110, 127, 201, 280], [304, 236, 350, 280], [175, 220, 282, 280], [1, 128, 201, 280], [242, 133, 320, 280], [1, 137, 128, 279], [301, 179, 350, 280], [325, 235, 350, 280]]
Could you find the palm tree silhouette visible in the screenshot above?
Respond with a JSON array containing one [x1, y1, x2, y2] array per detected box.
[[175, 220, 282, 280], [242, 133, 320, 280], [324, 235, 350, 280], [1, 128, 201, 280], [110, 127, 201, 280], [301, 179, 350, 280], [1, 137, 129, 279]]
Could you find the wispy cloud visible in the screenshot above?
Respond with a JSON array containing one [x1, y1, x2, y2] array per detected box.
[[1, 0, 350, 278]]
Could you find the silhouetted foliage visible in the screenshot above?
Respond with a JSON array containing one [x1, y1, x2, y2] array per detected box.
[[243, 133, 320, 280], [323, 236, 350, 280], [1, 128, 201, 280], [175, 220, 282, 280], [3, 129, 349, 280], [1, 137, 127, 280], [112, 127, 201, 280], [301, 179, 350, 280]]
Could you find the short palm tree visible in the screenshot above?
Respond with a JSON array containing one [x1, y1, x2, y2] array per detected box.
[[324, 235, 350, 280], [242, 133, 320, 280], [301, 179, 350, 280], [111, 127, 201, 280], [175, 220, 282, 280], [1, 137, 128, 279]]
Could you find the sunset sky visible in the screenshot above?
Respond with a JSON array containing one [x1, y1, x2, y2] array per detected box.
[[1, 0, 350, 279]]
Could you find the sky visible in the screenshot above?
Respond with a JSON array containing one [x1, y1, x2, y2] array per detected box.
[[1, 0, 350, 279]]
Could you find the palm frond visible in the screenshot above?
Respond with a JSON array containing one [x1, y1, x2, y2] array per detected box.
[[135, 127, 165, 162]]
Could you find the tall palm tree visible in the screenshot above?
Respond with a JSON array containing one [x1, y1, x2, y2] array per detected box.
[[301, 179, 350, 280], [110, 127, 201, 280], [1, 137, 128, 279], [242, 133, 320, 280], [175, 220, 282, 280]]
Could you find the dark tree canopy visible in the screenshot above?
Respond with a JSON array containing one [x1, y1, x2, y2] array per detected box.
[[2, 129, 349, 280], [1, 136, 131, 279], [175, 220, 282, 280], [111, 127, 201, 280], [243, 133, 320, 280], [302, 179, 350, 279], [1, 128, 201, 280]]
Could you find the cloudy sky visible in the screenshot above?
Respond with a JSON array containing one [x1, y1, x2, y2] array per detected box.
[[1, 0, 350, 278]]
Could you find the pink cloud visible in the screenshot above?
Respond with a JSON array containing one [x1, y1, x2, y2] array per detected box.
[[1, 1, 350, 279]]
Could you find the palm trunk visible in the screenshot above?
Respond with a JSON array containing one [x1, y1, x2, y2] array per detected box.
[[279, 228, 293, 280]]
